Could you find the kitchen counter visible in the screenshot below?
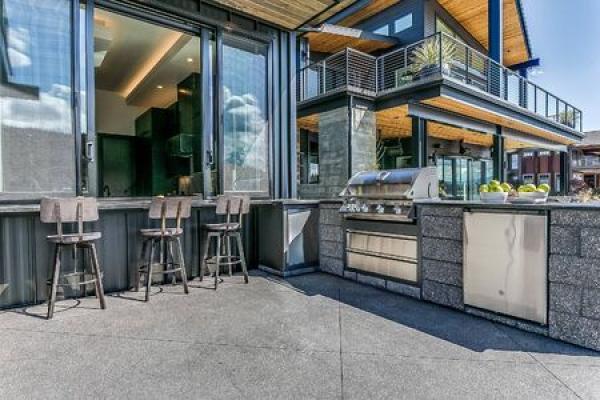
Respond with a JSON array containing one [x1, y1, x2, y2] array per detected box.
[[416, 198, 600, 210], [0, 198, 321, 214]]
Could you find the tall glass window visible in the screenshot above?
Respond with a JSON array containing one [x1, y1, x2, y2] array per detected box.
[[0, 0, 75, 198], [222, 35, 269, 195]]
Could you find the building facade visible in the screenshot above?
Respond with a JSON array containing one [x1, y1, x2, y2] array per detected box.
[[296, 0, 583, 199]]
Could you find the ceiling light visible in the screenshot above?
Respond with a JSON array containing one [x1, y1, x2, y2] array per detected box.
[[156, 85, 164, 89], [186, 57, 193, 63]]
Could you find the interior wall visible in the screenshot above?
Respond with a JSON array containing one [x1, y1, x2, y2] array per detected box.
[[95, 90, 145, 136]]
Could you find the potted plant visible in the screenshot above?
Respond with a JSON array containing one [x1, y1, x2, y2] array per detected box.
[[410, 36, 456, 80]]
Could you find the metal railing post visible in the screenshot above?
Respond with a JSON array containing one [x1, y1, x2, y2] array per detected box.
[[322, 59, 326, 95]]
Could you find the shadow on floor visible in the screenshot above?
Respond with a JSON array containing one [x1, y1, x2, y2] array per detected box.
[[264, 271, 600, 359]]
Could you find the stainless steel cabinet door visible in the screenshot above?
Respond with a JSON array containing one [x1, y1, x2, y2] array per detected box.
[[463, 212, 548, 324]]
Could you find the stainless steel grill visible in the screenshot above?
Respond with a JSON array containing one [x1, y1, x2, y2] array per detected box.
[[339, 167, 439, 222], [340, 167, 439, 284]]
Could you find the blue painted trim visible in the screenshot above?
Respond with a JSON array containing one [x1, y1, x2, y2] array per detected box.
[[488, 0, 502, 63]]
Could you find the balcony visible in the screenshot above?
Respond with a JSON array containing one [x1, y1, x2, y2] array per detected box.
[[298, 32, 583, 132], [573, 156, 600, 169]]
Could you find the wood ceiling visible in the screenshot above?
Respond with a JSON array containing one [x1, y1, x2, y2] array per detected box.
[[376, 105, 494, 147], [437, 0, 529, 66], [306, 28, 396, 53], [423, 96, 576, 145], [297, 114, 320, 132], [330, 0, 529, 66], [210, 0, 358, 30]]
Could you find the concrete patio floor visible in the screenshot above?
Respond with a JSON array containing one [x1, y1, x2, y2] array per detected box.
[[0, 271, 599, 400]]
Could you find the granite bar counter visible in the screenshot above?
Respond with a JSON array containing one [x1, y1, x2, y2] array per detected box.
[[315, 199, 600, 351], [0, 198, 320, 310], [416, 199, 600, 351]]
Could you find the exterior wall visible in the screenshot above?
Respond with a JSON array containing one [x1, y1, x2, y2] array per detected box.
[[353, 0, 425, 46], [423, 0, 487, 54]]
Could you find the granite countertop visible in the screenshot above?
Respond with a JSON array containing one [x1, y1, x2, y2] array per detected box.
[[415, 198, 600, 210], [0, 198, 321, 214]]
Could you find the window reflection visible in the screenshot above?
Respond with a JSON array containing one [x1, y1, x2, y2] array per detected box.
[[0, 0, 75, 197], [222, 35, 269, 195]]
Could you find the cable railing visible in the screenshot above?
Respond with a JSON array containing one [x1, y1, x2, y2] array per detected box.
[[297, 32, 583, 132]]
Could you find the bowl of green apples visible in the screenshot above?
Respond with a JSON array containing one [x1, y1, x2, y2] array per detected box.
[[479, 180, 511, 203]]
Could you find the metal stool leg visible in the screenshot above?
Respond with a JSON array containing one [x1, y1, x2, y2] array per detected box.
[[90, 243, 106, 310], [145, 239, 155, 302], [135, 239, 148, 292], [214, 234, 222, 290], [226, 235, 233, 277], [47, 244, 62, 319], [235, 232, 249, 284], [176, 237, 189, 294], [200, 232, 210, 282]]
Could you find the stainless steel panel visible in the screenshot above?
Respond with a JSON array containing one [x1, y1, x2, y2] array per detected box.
[[346, 230, 418, 283], [347, 253, 418, 282], [464, 212, 548, 324], [347, 231, 417, 260]]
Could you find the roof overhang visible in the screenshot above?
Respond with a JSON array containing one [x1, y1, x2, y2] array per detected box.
[[206, 0, 358, 30], [302, 24, 398, 53], [437, 0, 531, 66]]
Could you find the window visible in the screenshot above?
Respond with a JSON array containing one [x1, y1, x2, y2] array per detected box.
[[93, 8, 204, 197], [299, 129, 319, 184], [510, 154, 519, 170], [0, 0, 75, 198], [538, 151, 551, 157], [222, 35, 269, 195], [373, 25, 389, 36], [555, 174, 561, 192], [522, 174, 535, 184], [394, 13, 413, 34], [436, 17, 462, 41]]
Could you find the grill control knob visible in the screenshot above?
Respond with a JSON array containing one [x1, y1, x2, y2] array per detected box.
[[376, 204, 385, 214]]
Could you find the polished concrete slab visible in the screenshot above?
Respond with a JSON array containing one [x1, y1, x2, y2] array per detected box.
[[0, 271, 598, 399]]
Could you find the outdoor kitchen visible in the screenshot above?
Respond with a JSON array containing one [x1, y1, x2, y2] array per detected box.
[[318, 167, 600, 352]]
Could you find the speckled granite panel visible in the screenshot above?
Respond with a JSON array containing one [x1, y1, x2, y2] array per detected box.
[[581, 228, 600, 258], [549, 311, 600, 350], [421, 237, 463, 264], [422, 259, 462, 287], [549, 283, 582, 315], [356, 273, 386, 289], [419, 206, 463, 218], [420, 215, 462, 241], [551, 209, 600, 226], [550, 226, 579, 256], [422, 280, 463, 309]]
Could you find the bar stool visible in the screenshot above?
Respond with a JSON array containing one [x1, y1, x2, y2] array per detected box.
[[40, 197, 106, 320], [200, 195, 250, 289], [135, 197, 192, 302]]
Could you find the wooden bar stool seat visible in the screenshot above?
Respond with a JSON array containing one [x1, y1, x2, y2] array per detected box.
[[135, 197, 192, 302], [140, 227, 183, 238], [200, 195, 250, 289], [46, 232, 102, 244], [40, 197, 106, 320]]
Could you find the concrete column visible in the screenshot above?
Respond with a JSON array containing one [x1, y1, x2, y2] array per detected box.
[[350, 103, 377, 174]]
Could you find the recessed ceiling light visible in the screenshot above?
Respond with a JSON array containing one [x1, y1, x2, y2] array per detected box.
[[156, 85, 164, 89], [186, 57, 193, 63]]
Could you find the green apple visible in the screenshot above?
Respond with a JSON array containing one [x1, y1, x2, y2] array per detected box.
[[489, 180, 500, 187], [479, 184, 490, 193], [500, 183, 512, 192], [490, 185, 504, 193], [538, 183, 550, 193]]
